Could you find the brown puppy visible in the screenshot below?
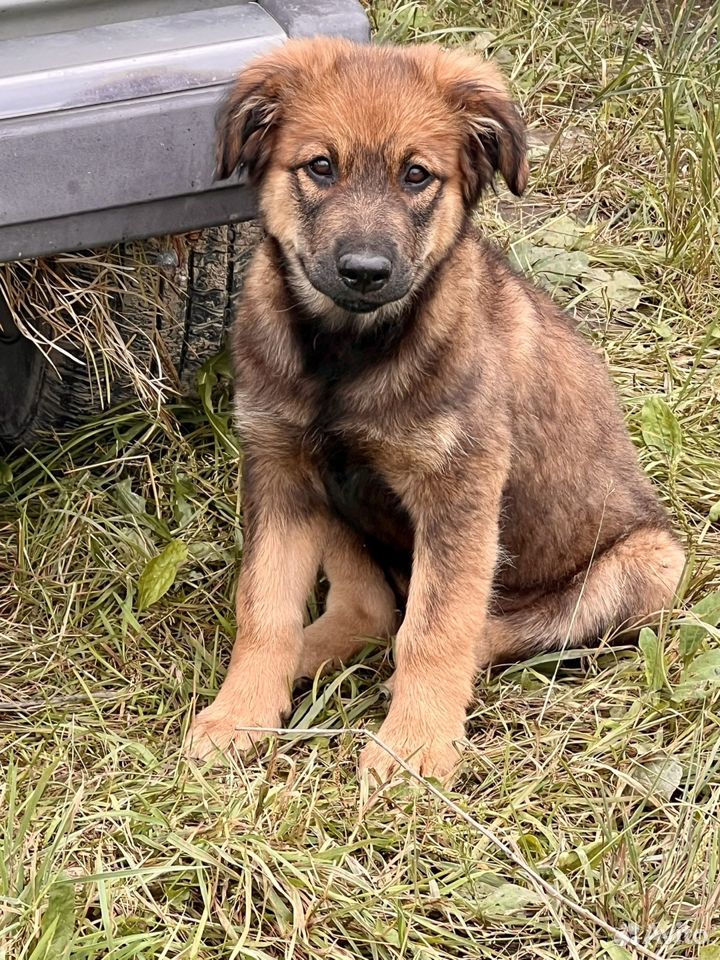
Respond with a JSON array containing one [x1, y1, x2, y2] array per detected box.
[[185, 38, 685, 783]]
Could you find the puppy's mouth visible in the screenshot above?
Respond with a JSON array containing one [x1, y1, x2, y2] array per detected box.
[[329, 295, 386, 314], [295, 255, 412, 315]]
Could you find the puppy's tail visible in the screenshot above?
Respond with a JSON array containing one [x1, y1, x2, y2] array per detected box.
[[482, 525, 685, 666]]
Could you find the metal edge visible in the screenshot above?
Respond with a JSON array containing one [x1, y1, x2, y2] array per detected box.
[[258, 0, 370, 42], [0, 187, 257, 264]]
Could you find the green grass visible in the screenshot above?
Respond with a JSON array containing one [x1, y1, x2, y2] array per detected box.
[[2, 1, 720, 957]]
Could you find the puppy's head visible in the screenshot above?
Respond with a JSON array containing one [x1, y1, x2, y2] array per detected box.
[[216, 39, 528, 319]]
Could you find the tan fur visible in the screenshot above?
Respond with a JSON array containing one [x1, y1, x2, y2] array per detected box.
[[484, 526, 686, 666], [186, 39, 685, 785], [188, 457, 324, 759], [297, 524, 398, 680]]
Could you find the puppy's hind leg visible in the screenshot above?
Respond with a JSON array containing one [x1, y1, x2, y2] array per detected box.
[[481, 525, 685, 667], [296, 524, 398, 681]]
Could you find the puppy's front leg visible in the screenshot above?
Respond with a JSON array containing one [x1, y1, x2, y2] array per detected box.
[[186, 454, 324, 760], [359, 458, 505, 785]]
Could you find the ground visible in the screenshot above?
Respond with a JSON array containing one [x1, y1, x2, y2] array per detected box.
[[1, 1, 719, 958]]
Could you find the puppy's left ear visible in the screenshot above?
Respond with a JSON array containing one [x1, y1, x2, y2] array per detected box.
[[437, 52, 529, 207]]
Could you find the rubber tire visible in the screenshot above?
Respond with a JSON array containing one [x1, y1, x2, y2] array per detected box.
[[1, 294, 66, 448], [0, 221, 262, 452]]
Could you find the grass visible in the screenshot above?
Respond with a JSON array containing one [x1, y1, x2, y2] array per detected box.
[[1, 0, 720, 957], [0, 245, 177, 414]]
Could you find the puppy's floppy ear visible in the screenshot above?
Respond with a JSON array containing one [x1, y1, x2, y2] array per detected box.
[[214, 45, 298, 183], [435, 51, 529, 206]]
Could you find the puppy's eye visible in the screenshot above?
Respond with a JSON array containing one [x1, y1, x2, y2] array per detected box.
[[404, 164, 433, 189], [307, 156, 334, 181]]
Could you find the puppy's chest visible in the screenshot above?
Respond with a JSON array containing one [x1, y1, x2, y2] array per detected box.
[[236, 357, 414, 552], [312, 423, 415, 573]]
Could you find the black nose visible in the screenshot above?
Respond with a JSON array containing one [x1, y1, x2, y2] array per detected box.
[[337, 252, 392, 293]]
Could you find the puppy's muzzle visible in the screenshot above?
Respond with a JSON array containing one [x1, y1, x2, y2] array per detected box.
[[337, 252, 392, 293]]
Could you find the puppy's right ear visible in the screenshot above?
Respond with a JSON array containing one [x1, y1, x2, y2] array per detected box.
[[214, 48, 296, 183], [431, 49, 528, 206]]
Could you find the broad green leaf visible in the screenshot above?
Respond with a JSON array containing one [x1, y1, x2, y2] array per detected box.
[[465, 29, 497, 53], [172, 474, 196, 527], [197, 356, 241, 459], [509, 244, 590, 293], [604, 270, 643, 309], [137, 540, 188, 611], [114, 479, 172, 540], [652, 320, 674, 340], [475, 882, 543, 917], [211, 351, 234, 378], [639, 627, 669, 693], [602, 944, 633, 960], [678, 591, 720, 662], [640, 396, 682, 461], [673, 650, 720, 704], [187, 540, 233, 564], [0, 459, 12, 486], [632, 753, 683, 804], [539, 214, 589, 250], [584, 268, 643, 309], [508, 241, 551, 273], [709, 501, 720, 523], [29, 878, 75, 960], [556, 838, 610, 873], [700, 947, 720, 960], [517, 832, 546, 859], [115, 478, 147, 516], [583, 267, 612, 290], [533, 249, 591, 287]]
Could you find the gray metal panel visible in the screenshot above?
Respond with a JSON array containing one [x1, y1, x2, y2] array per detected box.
[[260, 0, 370, 41], [0, 188, 257, 261], [0, 0, 370, 263], [0, 0, 252, 38], [1, 88, 252, 225], [0, 4, 285, 119]]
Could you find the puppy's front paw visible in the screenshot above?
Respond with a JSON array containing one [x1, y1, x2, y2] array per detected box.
[[358, 711, 465, 787], [184, 692, 288, 762]]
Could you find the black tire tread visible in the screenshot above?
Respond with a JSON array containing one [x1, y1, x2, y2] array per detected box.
[[0, 221, 263, 450]]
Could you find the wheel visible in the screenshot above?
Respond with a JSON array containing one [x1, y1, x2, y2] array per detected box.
[[0, 290, 86, 449], [0, 221, 263, 452]]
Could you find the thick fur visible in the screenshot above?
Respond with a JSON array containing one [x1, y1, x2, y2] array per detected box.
[[186, 39, 685, 784]]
